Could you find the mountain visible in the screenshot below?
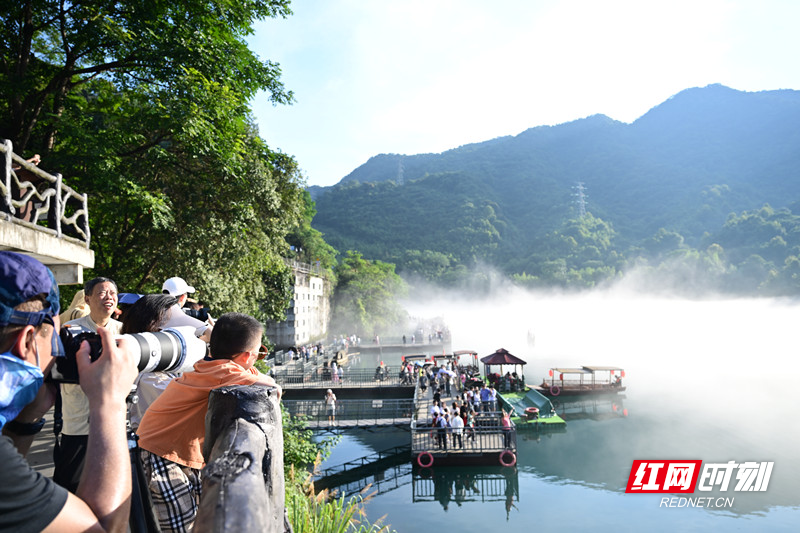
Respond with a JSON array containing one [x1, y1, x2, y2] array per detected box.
[[310, 85, 800, 290]]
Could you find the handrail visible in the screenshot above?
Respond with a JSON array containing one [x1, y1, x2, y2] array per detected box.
[[410, 423, 517, 454], [273, 366, 412, 388], [0, 139, 90, 247], [282, 398, 415, 425]]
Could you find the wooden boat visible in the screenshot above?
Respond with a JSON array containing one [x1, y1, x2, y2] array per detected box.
[[534, 365, 626, 396]]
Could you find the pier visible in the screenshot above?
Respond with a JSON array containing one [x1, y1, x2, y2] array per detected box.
[[274, 356, 520, 468]]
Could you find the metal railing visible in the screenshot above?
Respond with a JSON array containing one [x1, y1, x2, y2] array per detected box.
[[284, 258, 323, 276], [273, 367, 411, 388], [1, 140, 90, 247], [282, 398, 415, 425], [410, 422, 517, 453]]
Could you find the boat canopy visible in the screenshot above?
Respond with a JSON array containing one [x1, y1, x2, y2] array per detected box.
[[582, 365, 624, 373], [552, 367, 592, 375]]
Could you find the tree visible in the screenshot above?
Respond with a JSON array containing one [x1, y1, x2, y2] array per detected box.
[[1, 0, 293, 153], [285, 190, 338, 275], [331, 251, 407, 337], [1, 1, 306, 318]]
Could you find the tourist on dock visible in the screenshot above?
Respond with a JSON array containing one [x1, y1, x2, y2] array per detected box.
[[430, 401, 441, 423], [444, 373, 452, 397], [450, 411, 464, 449], [480, 383, 492, 412], [466, 407, 476, 442], [137, 313, 281, 532], [337, 364, 344, 383], [436, 412, 449, 449], [325, 389, 337, 423], [489, 385, 498, 412], [501, 409, 513, 449]]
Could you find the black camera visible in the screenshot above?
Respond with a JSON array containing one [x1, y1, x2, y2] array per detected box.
[[51, 325, 208, 383]]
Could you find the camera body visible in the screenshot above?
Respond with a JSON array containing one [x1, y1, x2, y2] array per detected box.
[[51, 325, 207, 383]]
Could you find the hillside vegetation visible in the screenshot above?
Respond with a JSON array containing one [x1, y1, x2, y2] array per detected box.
[[311, 85, 800, 295]]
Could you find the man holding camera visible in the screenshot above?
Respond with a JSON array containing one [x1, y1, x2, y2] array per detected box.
[[0, 251, 137, 532], [55, 277, 123, 492]]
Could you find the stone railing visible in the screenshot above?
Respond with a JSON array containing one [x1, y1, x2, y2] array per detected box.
[[196, 384, 287, 532], [0, 139, 90, 247]]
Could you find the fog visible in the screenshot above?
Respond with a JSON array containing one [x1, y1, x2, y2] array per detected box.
[[401, 283, 800, 445]]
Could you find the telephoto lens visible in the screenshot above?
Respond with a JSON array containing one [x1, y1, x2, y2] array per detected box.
[[52, 326, 207, 383]]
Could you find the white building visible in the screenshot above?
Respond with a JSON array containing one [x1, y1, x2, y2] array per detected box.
[[264, 260, 331, 348]]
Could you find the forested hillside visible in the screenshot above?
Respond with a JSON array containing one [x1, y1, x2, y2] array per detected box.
[[312, 85, 800, 295]]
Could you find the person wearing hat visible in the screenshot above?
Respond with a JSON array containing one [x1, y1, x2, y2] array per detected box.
[[162, 276, 212, 341], [0, 251, 137, 531], [162, 276, 195, 307]]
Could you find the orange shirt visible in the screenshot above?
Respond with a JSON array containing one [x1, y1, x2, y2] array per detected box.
[[137, 358, 260, 469]]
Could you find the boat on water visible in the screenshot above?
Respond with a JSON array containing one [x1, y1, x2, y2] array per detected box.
[[534, 365, 626, 396]]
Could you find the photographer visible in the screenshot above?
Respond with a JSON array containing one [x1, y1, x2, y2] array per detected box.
[[121, 294, 187, 430], [136, 312, 280, 532], [55, 277, 122, 493], [0, 251, 137, 532]]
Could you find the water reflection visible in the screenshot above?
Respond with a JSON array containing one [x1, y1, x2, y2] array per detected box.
[[550, 394, 628, 421], [413, 466, 519, 519]]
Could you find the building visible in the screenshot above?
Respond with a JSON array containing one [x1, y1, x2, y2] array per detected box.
[[264, 259, 331, 348]]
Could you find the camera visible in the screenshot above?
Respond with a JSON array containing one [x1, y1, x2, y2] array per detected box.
[[51, 325, 208, 383]]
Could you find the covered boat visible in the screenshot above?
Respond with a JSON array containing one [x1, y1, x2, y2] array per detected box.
[[537, 365, 626, 396]]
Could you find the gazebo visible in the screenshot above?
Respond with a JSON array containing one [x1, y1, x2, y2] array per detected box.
[[480, 348, 527, 391]]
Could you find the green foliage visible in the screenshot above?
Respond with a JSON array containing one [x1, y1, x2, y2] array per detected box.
[[283, 418, 392, 533], [286, 478, 393, 533], [332, 251, 407, 336], [285, 190, 339, 278], [1, 0, 306, 318], [282, 410, 337, 471]]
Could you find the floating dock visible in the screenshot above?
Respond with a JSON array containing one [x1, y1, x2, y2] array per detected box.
[[497, 388, 567, 430]]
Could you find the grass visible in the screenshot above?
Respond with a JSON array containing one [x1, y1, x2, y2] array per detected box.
[[286, 460, 396, 533]]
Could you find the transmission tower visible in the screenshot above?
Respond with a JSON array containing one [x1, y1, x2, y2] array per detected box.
[[397, 158, 404, 185], [572, 182, 587, 218]]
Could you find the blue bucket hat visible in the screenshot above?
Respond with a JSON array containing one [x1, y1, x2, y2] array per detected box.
[[0, 252, 64, 357]]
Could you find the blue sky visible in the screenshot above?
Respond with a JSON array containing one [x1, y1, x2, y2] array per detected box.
[[249, 0, 800, 187]]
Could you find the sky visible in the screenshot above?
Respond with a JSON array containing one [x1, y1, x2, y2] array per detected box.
[[249, 0, 800, 187]]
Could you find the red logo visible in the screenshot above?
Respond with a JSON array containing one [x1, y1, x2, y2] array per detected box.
[[626, 460, 703, 493]]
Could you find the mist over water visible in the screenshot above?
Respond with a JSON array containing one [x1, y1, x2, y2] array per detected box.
[[377, 284, 800, 528]]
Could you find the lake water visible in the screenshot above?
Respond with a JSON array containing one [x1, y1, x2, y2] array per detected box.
[[318, 288, 800, 532]]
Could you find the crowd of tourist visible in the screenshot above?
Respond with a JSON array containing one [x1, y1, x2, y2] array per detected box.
[[0, 252, 281, 533]]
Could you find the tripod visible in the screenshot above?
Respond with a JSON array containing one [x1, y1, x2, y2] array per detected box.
[[127, 389, 162, 533]]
